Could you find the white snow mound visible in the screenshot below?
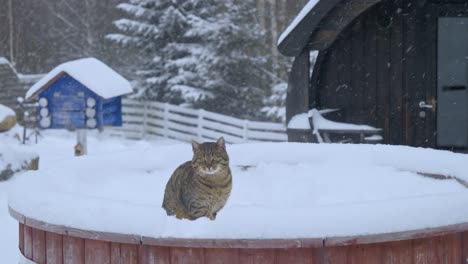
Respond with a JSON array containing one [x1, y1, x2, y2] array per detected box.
[[8, 142, 468, 239], [0, 104, 15, 120]]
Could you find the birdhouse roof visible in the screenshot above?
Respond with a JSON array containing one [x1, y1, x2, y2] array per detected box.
[[26, 58, 132, 100]]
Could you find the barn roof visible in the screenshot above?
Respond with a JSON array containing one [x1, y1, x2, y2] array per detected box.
[[277, 0, 382, 57], [26, 58, 132, 100]]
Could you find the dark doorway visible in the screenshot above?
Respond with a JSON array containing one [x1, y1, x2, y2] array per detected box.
[[437, 17, 468, 148]]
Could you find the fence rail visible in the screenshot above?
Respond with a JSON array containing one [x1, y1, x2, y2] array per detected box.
[[109, 99, 287, 143]]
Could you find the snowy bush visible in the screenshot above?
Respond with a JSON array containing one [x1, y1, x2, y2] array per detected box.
[[0, 142, 38, 181]]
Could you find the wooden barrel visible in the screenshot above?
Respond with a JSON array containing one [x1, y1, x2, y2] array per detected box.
[[10, 207, 468, 264]]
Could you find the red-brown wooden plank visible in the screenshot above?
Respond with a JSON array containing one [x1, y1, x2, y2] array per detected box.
[[275, 248, 316, 264], [63, 236, 84, 264], [462, 232, 468, 264], [46, 232, 63, 264], [434, 234, 462, 264], [348, 244, 381, 264], [121, 244, 138, 264], [204, 248, 240, 264], [19, 223, 24, 255], [170, 247, 205, 264], [85, 239, 110, 264], [239, 249, 276, 264], [32, 228, 46, 263], [145, 246, 170, 264], [139, 245, 172, 264], [138, 245, 149, 264], [413, 237, 437, 264], [24, 225, 33, 259], [142, 236, 322, 249], [381, 240, 412, 264], [323, 246, 348, 263], [110, 243, 120, 264]]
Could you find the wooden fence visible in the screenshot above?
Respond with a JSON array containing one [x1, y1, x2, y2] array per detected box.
[[109, 99, 287, 143]]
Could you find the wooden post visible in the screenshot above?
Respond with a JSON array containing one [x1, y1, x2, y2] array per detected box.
[[286, 49, 311, 143], [22, 125, 27, 145], [197, 109, 204, 141], [75, 129, 87, 156], [286, 49, 310, 123]]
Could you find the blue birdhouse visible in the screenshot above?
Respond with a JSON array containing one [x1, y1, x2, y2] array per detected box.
[[25, 58, 132, 130]]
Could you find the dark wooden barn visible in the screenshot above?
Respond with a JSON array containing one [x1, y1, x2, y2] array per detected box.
[[278, 0, 468, 150]]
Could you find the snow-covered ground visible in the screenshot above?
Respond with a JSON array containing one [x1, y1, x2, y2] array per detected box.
[[3, 131, 468, 263], [0, 179, 18, 262], [0, 138, 38, 181], [6, 132, 468, 244], [0, 131, 177, 262], [0, 104, 15, 120]]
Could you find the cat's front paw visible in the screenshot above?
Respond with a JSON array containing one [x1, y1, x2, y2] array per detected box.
[[208, 212, 217, 220]]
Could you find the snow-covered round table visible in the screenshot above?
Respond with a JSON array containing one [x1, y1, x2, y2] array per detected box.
[[8, 142, 468, 263]]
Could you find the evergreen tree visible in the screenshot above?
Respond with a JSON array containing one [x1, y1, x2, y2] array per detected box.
[[262, 82, 287, 122], [187, 0, 269, 119], [110, 0, 273, 119], [108, 0, 210, 103]]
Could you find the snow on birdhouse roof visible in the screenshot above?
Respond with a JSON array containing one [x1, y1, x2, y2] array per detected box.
[[25, 58, 132, 100], [277, 0, 320, 46]]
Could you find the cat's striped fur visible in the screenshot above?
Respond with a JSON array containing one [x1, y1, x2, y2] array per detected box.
[[162, 137, 232, 220]]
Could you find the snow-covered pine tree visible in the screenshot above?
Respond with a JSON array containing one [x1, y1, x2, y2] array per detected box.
[[192, 0, 273, 119], [109, 0, 274, 119], [107, 0, 211, 104], [262, 82, 287, 122]]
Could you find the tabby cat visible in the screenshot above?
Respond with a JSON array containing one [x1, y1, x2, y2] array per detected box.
[[162, 137, 232, 221]]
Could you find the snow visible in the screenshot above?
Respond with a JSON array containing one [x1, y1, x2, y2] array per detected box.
[[287, 113, 310, 129], [277, 0, 320, 45], [25, 57, 133, 100], [365, 134, 384, 141], [0, 131, 179, 262], [0, 142, 37, 176], [18, 251, 36, 264], [0, 57, 10, 65], [0, 104, 15, 120], [309, 109, 380, 131], [17, 73, 45, 84], [0, 180, 18, 263], [6, 134, 468, 241]]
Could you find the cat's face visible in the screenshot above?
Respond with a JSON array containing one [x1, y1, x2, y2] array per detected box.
[[191, 137, 229, 176]]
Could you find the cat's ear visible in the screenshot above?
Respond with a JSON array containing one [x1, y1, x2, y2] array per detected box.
[[192, 140, 201, 152], [216, 137, 226, 149]]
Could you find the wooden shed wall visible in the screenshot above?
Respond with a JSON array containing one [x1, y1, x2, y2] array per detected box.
[[315, 0, 439, 147]]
